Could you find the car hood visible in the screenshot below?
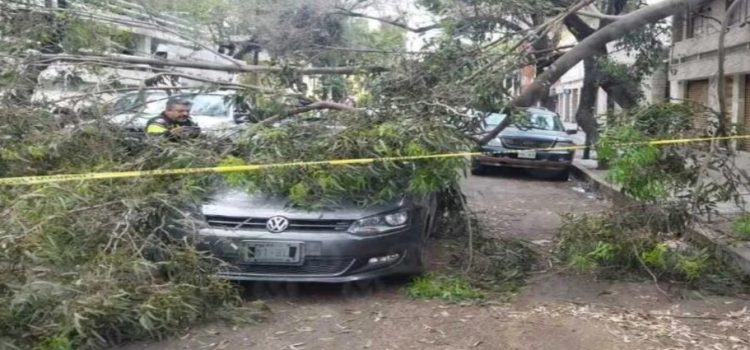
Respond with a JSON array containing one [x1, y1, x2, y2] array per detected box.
[[201, 188, 406, 220]]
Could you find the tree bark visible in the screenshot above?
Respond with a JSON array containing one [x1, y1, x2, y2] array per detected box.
[[563, 14, 639, 109], [577, 57, 600, 159], [572, 0, 629, 160], [717, 0, 742, 140], [479, 0, 702, 145], [35, 54, 387, 75]]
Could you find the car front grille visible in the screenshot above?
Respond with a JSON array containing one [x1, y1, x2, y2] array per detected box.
[[205, 215, 354, 232], [232, 257, 355, 275], [501, 137, 555, 149]]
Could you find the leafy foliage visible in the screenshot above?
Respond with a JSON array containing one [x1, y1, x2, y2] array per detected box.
[[597, 103, 739, 210], [223, 112, 473, 208], [598, 126, 668, 200], [406, 273, 484, 302], [612, 19, 670, 78], [0, 109, 264, 349], [558, 211, 750, 294]]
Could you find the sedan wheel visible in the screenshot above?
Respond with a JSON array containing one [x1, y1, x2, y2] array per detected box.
[[470, 164, 487, 176]]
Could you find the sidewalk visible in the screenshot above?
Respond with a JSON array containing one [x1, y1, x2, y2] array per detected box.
[[573, 152, 750, 215]]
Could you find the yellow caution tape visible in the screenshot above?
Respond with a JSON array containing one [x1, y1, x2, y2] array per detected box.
[[1, 135, 749, 186]]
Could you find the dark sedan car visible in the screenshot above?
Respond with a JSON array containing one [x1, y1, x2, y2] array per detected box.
[[472, 107, 578, 180], [193, 188, 437, 282]]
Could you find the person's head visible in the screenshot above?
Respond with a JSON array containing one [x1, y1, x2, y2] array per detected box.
[[163, 99, 191, 121]]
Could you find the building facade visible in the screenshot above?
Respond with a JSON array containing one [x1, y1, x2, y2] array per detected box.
[[669, 0, 750, 150]]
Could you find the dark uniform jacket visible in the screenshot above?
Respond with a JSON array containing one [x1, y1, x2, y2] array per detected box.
[[145, 113, 200, 138]]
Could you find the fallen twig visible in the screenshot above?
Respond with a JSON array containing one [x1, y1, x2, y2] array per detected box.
[[459, 191, 474, 273], [632, 245, 672, 301]]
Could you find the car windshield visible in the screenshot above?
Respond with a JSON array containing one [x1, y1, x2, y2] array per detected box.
[[484, 113, 506, 128], [186, 94, 229, 117], [483, 111, 564, 131], [527, 113, 564, 131], [112, 92, 230, 117]]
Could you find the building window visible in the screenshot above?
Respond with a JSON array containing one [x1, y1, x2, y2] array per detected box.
[[728, 0, 749, 26], [687, 4, 711, 38]]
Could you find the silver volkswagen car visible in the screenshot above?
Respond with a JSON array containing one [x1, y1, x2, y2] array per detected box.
[[192, 187, 437, 282]]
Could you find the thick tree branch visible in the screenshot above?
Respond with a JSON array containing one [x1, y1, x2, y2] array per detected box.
[[577, 10, 624, 21], [258, 101, 361, 126], [35, 54, 387, 75], [145, 72, 297, 95], [309, 45, 430, 55], [479, 0, 703, 145], [564, 14, 639, 109]]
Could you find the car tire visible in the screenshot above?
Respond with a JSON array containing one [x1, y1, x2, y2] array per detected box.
[[415, 216, 432, 272], [470, 164, 487, 176], [553, 168, 571, 181]]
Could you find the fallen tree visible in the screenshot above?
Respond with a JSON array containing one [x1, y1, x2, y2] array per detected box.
[[480, 0, 704, 144]]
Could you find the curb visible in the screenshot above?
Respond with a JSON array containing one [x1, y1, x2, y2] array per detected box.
[[571, 161, 750, 277]]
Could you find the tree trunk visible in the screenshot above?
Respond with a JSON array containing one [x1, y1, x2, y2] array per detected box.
[[480, 0, 702, 145], [577, 57, 599, 160], [563, 15, 639, 109], [717, 0, 742, 141]]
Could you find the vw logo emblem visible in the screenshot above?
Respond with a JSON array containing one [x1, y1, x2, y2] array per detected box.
[[266, 216, 289, 233]]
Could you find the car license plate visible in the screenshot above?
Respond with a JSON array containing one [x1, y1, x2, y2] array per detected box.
[[517, 150, 536, 159], [243, 241, 302, 264]]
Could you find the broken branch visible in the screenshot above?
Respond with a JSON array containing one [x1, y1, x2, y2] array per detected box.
[[34, 54, 388, 75]]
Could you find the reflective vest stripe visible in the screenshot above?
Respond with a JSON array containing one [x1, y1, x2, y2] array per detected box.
[[146, 124, 168, 134]]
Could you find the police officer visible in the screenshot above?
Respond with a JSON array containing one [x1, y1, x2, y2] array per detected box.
[[145, 99, 200, 139]]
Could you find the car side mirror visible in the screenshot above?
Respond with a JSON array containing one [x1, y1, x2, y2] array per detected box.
[[566, 129, 578, 135]]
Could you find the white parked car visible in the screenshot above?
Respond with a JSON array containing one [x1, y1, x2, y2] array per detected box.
[[105, 90, 255, 137]]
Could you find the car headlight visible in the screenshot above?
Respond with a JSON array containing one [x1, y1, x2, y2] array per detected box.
[[487, 137, 503, 147], [348, 210, 410, 235]]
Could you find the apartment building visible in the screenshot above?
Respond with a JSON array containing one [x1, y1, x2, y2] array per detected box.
[[669, 0, 750, 150]]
